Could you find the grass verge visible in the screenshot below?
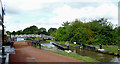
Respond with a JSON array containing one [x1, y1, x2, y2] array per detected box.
[[46, 40, 81, 46], [87, 44, 118, 53], [46, 50, 96, 62], [102, 45, 118, 53]]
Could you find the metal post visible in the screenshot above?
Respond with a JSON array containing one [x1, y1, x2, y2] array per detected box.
[[2, 24, 4, 45], [0, 0, 5, 55]]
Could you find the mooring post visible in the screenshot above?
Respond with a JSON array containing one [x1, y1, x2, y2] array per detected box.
[[35, 43, 36, 48], [66, 41, 69, 50], [39, 43, 41, 49], [2, 46, 5, 55], [99, 44, 102, 49]]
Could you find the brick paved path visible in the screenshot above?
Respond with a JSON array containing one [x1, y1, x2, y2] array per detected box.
[[9, 41, 82, 64]]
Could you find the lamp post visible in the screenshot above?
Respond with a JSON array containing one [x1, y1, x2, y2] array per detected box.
[[0, 0, 5, 55]]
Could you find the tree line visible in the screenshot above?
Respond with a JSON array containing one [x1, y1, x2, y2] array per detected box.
[[6, 18, 120, 45], [55, 18, 119, 45], [6, 26, 57, 36]]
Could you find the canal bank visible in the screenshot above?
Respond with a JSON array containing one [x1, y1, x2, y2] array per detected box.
[[41, 41, 120, 62], [15, 38, 120, 62], [47, 40, 119, 56]]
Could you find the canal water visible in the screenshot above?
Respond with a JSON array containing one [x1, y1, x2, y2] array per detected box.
[[41, 41, 59, 51], [41, 41, 120, 62], [17, 38, 24, 41]]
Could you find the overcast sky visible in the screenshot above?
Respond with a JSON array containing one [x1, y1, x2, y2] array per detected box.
[[1, 0, 119, 32]]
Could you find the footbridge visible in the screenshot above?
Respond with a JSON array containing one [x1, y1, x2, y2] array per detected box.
[[11, 34, 55, 40]]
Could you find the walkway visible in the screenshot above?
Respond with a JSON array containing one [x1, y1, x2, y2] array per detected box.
[[9, 41, 82, 64]]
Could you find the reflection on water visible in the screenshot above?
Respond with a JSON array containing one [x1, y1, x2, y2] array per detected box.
[[41, 43, 55, 48], [70, 47, 119, 62], [37, 41, 120, 62], [17, 38, 24, 41], [41, 42, 59, 51]]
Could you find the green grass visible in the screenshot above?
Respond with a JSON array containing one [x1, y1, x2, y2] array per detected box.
[[102, 45, 118, 53], [35, 37, 41, 40], [87, 44, 118, 53], [47, 40, 81, 46], [47, 50, 96, 62]]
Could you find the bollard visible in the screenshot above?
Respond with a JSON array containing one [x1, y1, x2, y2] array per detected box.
[[2, 46, 5, 55], [99, 44, 102, 49], [39, 43, 41, 49], [34, 42, 37, 48], [35, 43, 36, 48]]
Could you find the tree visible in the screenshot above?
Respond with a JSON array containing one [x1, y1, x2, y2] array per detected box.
[[16, 30, 23, 35], [62, 21, 70, 27], [55, 18, 117, 45], [11, 31, 16, 36], [70, 19, 89, 43], [48, 28, 57, 36], [6, 31, 11, 35], [38, 27, 48, 35], [23, 25, 38, 34], [55, 27, 66, 40]]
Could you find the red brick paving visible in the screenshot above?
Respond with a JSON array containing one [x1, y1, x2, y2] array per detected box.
[[9, 41, 82, 63]]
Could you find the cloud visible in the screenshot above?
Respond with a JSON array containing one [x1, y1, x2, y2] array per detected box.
[[49, 3, 118, 25], [3, 0, 119, 15], [5, 23, 35, 32], [118, 1, 120, 26], [1, 0, 118, 31]]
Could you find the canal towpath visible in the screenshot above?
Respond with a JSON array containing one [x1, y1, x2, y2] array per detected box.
[[9, 41, 83, 63]]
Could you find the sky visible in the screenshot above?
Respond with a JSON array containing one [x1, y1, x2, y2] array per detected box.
[[1, 0, 119, 32]]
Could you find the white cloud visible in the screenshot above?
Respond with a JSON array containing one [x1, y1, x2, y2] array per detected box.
[[1, 0, 118, 31], [5, 23, 39, 32], [49, 3, 118, 25]]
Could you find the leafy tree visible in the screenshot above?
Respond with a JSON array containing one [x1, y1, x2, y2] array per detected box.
[[23, 25, 38, 34], [16, 30, 23, 35], [62, 21, 70, 27], [48, 28, 57, 36], [38, 27, 48, 35], [11, 31, 16, 36], [55, 18, 118, 45], [6, 31, 11, 35]]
